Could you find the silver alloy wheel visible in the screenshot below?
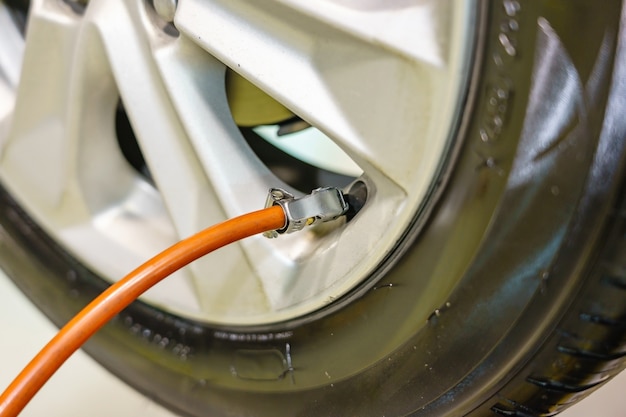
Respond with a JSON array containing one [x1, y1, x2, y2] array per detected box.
[[0, 0, 476, 325]]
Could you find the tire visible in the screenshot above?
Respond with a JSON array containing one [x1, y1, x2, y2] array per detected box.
[[1, 1, 625, 416]]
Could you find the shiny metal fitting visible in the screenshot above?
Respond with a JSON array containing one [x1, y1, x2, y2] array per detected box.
[[263, 187, 349, 238]]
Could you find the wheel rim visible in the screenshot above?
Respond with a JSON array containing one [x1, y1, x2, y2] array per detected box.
[[0, 0, 477, 325]]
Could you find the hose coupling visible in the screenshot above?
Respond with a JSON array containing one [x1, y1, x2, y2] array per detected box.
[[263, 187, 349, 238]]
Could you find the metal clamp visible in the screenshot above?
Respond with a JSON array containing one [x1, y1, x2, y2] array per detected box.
[[263, 187, 349, 238]]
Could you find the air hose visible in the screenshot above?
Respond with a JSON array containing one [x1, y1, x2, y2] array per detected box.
[[0, 187, 349, 417]]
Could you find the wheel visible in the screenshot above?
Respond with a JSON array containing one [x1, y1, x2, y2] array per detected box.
[[1, 0, 625, 416]]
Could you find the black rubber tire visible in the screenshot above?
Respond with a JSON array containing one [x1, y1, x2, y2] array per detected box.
[[1, 0, 625, 416]]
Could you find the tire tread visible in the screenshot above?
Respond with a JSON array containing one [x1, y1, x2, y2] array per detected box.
[[485, 188, 626, 416]]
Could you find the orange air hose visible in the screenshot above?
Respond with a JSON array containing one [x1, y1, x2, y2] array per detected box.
[[0, 205, 286, 417]]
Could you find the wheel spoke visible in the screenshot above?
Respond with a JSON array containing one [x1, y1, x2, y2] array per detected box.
[[87, 0, 219, 235], [86, 0, 282, 318], [1, 0, 92, 220], [0, 4, 24, 117], [176, 0, 471, 194], [0, 0, 204, 312], [149, 37, 318, 314], [150, 38, 281, 215], [0, 4, 24, 90]]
